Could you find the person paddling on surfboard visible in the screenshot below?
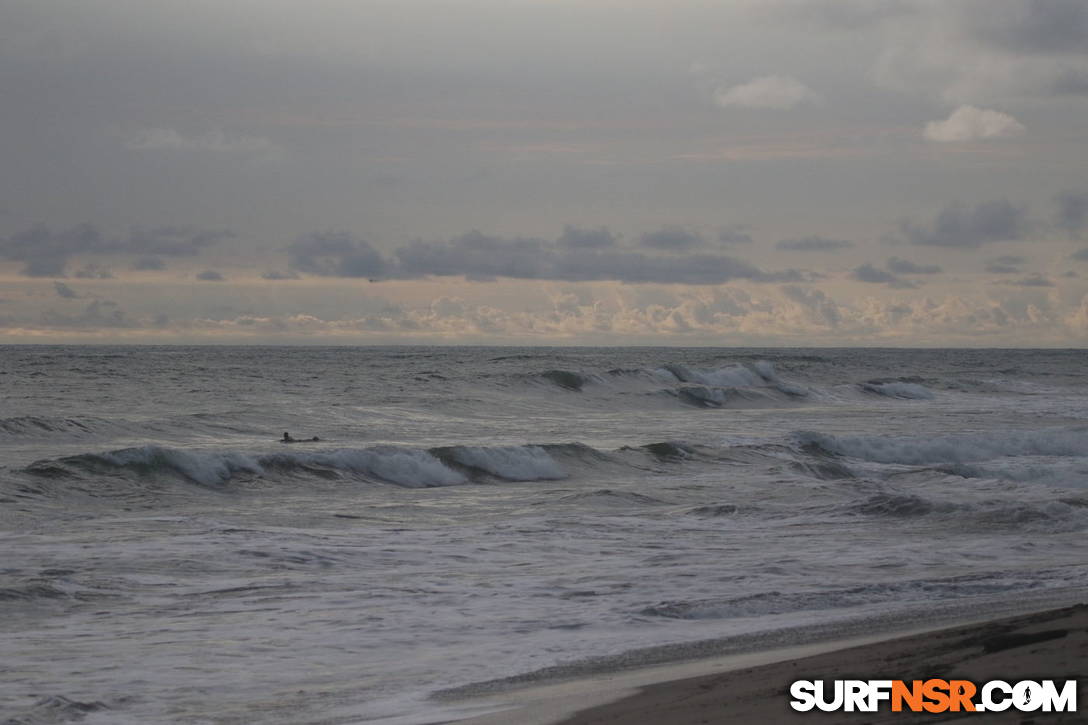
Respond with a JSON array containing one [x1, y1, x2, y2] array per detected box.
[[282, 431, 320, 443]]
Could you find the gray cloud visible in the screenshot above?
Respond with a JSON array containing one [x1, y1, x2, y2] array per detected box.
[[887, 257, 941, 274], [288, 228, 798, 285], [2, 224, 101, 277], [1053, 68, 1088, 95], [558, 225, 618, 249], [780, 285, 841, 327], [1072, 248, 1088, 261], [998, 273, 1054, 287], [53, 281, 79, 299], [1055, 192, 1088, 236], [41, 300, 128, 328], [262, 270, 301, 280], [196, 270, 225, 281], [964, 0, 1088, 56], [776, 235, 853, 252], [986, 254, 1027, 273], [851, 263, 914, 288], [858, 1, 1088, 103], [718, 226, 754, 246], [640, 226, 705, 251], [288, 231, 389, 279], [127, 226, 236, 255], [0, 223, 233, 277], [396, 232, 548, 282], [896, 200, 1031, 248]]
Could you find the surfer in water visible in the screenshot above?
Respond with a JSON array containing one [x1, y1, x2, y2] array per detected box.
[[282, 432, 320, 443]]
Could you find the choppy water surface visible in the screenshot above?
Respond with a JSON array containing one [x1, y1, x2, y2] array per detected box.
[[2, 346, 1087, 724]]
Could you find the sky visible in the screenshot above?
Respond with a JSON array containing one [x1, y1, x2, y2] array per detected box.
[[2, 0, 1088, 346]]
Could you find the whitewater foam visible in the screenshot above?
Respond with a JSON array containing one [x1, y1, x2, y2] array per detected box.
[[436, 445, 567, 481]]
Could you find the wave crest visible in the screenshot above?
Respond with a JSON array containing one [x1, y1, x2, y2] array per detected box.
[[24, 443, 575, 490], [794, 427, 1088, 465]]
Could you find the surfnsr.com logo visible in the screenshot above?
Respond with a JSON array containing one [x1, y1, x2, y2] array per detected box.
[[790, 679, 1078, 713]]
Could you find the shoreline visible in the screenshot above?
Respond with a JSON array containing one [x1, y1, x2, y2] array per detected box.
[[444, 601, 1087, 725], [558, 604, 1087, 724]]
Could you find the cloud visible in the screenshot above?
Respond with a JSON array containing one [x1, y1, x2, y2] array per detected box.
[[640, 226, 704, 251], [851, 263, 914, 288], [873, 1, 1088, 102], [887, 256, 941, 274], [998, 273, 1054, 287], [1, 223, 101, 277], [287, 228, 798, 285], [0, 223, 233, 277], [288, 230, 389, 278], [713, 75, 819, 110], [262, 270, 301, 280], [397, 231, 799, 285], [986, 254, 1026, 273], [126, 226, 236, 256], [1055, 192, 1088, 236], [5, 272, 1085, 344], [53, 281, 79, 298], [558, 225, 618, 249], [965, 0, 1088, 56], [195, 270, 225, 281], [896, 200, 1031, 248], [923, 105, 1026, 142], [776, 235, 853, 252], [780, 285, 841, 327], [718, 226, 754, 245], [1072, 248, 1088, 261], [395, 232, 550, 282], [750, 3, 1088, 105], [41, 300, 128, 328]]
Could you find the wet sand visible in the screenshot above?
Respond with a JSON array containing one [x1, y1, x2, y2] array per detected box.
[[556, 604, 1087, 724]]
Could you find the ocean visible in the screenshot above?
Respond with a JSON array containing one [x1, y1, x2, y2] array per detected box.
[[2, 345, 1087, 724]]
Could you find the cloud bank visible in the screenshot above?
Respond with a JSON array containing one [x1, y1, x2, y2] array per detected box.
[[0, 224, 234, 277], [286, 229, 800, 285], [896, 200, 1031, 248]]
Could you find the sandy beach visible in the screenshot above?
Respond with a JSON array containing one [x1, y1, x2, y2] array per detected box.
[[555, 604, 1086, 724]]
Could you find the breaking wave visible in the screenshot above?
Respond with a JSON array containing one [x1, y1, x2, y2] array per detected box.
[[433, 445, 568, 481], [859, 381, 935, 400], [795, 427, 1088, 465], [21, 442, 585, 491], [529, 361, 812, 409]]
